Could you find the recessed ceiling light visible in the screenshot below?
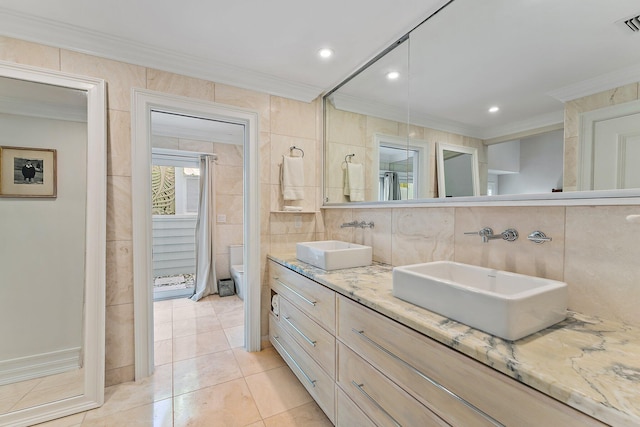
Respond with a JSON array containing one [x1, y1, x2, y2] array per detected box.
[[488, 106, 500, 113], [386, 71, 400, 80], [318, 48, 334, 59]]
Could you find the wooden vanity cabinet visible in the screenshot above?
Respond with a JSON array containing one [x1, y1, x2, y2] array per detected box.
[[268, 260, 606, 427]]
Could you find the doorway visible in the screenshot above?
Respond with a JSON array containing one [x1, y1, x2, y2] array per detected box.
[[132, 89, 261, 379]]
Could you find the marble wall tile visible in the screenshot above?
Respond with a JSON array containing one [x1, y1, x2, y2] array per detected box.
[[322, 208, 354, 243], [270, 96, 316, 140], [107, 109, 131, 177], [564, 206, 640, 326], [105, 365, 135, 388], [355, 208, 392, 264], [454, 206, 565, 280], [269, 232, 315, 255], [216, 224, 243, 255], [106, 176, 133, 242], [215, 164, 243, 195], [178, 138, 215, 154], [105, 303, 135, 370], [391, 207, 455, 266], [269, 213, 316, 235], [259, 132, 271, 185], [213, 141, 243, 167], [260, 183, 271, 235], [60, 50, 145, 112], [106, 240, 134, 306], [215, 83, 270, 133], [216, 194, 243, 225], [325, 103, 366, 146], [270, 184, 316, 213], [365, 116, 399, 146], [567, 83, 638, 116], [216, 254, 230, 281], [151, 135, 179, 150], [146, 69, 215, 101], [0, 36, 60, 69], [563, 136, 578, 191]]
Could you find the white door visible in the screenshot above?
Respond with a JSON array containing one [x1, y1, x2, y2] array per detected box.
[[593, 112, 640, 190]]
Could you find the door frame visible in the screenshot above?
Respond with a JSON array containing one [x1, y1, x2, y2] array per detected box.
[[131, 89, 261, 379], [578, 99, 640, 191]]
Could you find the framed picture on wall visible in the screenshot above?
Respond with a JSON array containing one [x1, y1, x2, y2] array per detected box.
[[0, 146, 57, 197]]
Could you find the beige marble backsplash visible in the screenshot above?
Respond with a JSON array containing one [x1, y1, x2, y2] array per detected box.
[[323, 204, 640, 326]]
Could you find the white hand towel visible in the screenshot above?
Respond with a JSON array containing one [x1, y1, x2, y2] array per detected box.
[[345, 162, 365, 202], [271, 294, 280, 316], [283, 205, 303, 212], [281, 156, 305, 200]]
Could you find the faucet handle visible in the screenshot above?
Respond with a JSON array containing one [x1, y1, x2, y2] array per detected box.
[[464, 227, 493, 236], [527, 230, 552, 243]]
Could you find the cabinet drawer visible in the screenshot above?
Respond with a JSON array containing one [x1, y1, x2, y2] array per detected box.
[[270, 260, 335, 333], [337, 295, 605, 427], [338, 342, 448, 427], [270, 315, 335, 423], [336, 386, 376, 427], [279, 296, 336, 379]]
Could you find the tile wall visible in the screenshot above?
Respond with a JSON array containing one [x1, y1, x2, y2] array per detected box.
[[323, 204, 640, 326]]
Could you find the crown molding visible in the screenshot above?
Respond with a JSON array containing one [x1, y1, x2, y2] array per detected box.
[[478, 110, 564, 141], [0, 8, 322, 103], [0, 95, 87, 122], [547, 63, 640, 102]]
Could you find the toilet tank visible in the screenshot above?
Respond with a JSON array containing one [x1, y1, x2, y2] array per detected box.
[[229, 244, 243, 266]]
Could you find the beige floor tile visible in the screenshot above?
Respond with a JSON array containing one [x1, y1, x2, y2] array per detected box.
[[0, 377, 40, 412], [173, 330, 230, 362], [245, 422, 266, 427], [232, 347, 286, 377], [244, 366, 313, 419], [210, 295, 244, 315], [81, 398, 172, 427], [154, 339, 173, 366], [172, 297, 193, 307], [154, 307, 172, 324], [153, 299, 173, 310], [34, 412, 85, 426], [172, 314, 222, 338], [224, 325, 245, 348], [173, 305, 198, 321], [263, 401, 332, 427], [12, 378, 83, 411], [173, 350, 243, 396], [219, 309, 245, 329], [194, 301, 217, 317], [83, 364, 172, 421], [154, 321, 172, 341], [173, 378, 262, 427]]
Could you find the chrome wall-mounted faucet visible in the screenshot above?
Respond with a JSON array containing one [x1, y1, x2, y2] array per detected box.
[[464, 227, 518, 243], [527, 230, 552, 243], [340, 220, 375, 229], [340, 220, 359, 228]]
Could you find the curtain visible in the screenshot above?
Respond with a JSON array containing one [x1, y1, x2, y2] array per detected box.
[[191, 155, 217, 301], [382, 171, 401, 201]]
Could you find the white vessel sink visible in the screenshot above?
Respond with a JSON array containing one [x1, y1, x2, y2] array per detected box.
[[296, 240, 372, 271], [392, 261, 567, 340]]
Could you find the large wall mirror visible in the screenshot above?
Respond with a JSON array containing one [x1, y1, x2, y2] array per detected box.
[[324, 0, 640, 203], [0, 61, 105, 426]]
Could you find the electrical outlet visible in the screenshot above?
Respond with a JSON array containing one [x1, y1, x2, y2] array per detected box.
[[217, 214, 226, 223], [294, 215, 302, 229]]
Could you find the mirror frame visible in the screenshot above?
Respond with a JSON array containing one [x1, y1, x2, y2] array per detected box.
[[436, 142, 480, 198], [0, 61, 106, 427]]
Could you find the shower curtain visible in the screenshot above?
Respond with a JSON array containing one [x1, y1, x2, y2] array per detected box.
[[382, 171, 401, 201], [191, 155, 217, 301]]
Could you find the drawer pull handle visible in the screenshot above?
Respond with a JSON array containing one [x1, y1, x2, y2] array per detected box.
[[351, 381, 402, 427], [283, 316, 317, 347], [273, 335, 317, 388], [274, 278, 317, 306], [352, 329, 504, 427]]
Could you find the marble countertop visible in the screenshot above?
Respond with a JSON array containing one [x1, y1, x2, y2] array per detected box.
[[268, 254, 640, 427]]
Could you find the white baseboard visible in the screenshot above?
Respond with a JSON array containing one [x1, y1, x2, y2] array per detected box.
[[0, 347, 82, 386]]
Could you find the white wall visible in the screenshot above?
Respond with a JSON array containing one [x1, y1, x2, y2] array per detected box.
[[0, 113, 86, 361], [496, 130, 563, 195]]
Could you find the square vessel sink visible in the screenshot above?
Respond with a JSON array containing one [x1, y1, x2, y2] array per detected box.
[[392, 261, 567, 340], [296, 240, 372, 271]]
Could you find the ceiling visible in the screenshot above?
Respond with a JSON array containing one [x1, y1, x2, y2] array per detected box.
[[0, 0, 450, 102]]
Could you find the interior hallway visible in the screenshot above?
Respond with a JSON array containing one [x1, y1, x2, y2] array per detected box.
[[36, 295, 332, 426]]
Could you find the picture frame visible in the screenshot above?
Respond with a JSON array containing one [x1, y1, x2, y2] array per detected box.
[[0, 146, 57, 197]]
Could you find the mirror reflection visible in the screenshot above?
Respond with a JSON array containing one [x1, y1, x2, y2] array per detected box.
[[324, 0, 640, 203], [437, 143, 479, 197], [0, 77, 87, 413]]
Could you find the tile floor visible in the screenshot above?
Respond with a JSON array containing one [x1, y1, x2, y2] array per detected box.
[[34, 294, 332, 426]]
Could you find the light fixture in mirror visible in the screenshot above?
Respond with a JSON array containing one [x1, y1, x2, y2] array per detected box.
[[323, 0, 640, 204], [436, 143, 479, 197], [0, 61, 106, 426]]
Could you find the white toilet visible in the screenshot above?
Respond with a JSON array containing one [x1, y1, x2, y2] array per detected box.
[[229, 245, 244, 300]]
